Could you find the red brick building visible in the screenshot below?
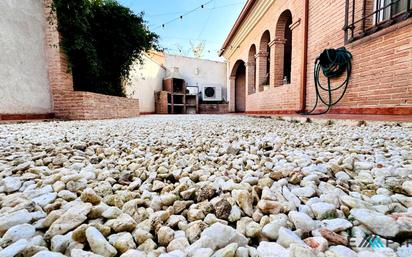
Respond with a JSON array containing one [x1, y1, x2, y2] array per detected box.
[[220, 0, 412, 115]]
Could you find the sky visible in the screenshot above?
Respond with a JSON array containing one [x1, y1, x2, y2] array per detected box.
[[116, 0, 247, 61]]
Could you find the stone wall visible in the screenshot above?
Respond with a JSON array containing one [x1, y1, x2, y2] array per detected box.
[[0, 0, 52, 114]]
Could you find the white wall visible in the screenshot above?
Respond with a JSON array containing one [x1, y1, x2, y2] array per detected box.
[[0, 0, 52, 114], [125, 54, 165, 113], [164, 54, 228, 100]]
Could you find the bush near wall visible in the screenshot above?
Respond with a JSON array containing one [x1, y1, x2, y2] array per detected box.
[[52, 0, 158, 96]]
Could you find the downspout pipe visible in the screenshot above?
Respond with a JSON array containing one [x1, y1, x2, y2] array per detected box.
[[298, 0, 309, 113]]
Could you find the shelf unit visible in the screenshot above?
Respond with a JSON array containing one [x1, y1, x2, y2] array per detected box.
[[162, 78, 199, 114]]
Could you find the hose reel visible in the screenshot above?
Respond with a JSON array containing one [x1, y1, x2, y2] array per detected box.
[[304, 47, 353, 115]]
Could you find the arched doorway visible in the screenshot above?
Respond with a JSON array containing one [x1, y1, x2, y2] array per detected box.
[[231, 60, 246, 113]]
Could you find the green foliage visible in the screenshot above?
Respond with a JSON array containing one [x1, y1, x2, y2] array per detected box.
[[52, 0, 158, 96]]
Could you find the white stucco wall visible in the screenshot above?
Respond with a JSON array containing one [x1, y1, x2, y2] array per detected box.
[[164, 54, 228, 100], [125, 54, 165, 113], [0, 0, 52, 114]]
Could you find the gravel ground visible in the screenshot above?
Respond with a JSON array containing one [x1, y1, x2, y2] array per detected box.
[[0, 115, 411, 257]]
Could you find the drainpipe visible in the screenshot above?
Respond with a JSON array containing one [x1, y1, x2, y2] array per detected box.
[[298, 0, 309, 113]]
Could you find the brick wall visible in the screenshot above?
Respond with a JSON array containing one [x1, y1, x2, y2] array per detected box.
[[43, 0, 140, 120], [155, 91, 169, 114], [226, 0, 412, 115], [306, 0, 412, 114], [199, 103, 229, 114]]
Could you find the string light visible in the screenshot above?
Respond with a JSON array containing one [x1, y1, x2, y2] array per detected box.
[[153, 0, 214, 29]]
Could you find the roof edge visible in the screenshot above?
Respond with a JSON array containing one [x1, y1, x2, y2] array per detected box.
[[219, 0, 256, 57]]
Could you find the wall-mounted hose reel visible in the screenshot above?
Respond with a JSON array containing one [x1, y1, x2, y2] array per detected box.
[[304, 47, 353, 115]]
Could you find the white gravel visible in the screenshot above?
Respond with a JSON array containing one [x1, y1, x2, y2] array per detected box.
[[0, 115, 411, 257]]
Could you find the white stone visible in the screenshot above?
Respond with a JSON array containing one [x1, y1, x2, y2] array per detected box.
[[350, 208, 399, 237], [291, 187, 316, 198], [325, 246, 357, 257], [397, 245, 412, 257], [1, 224, 36, 244], [0, 239, 28, 257], [261, 215, 288, 240], [276, 227, 305, 248], [232, 190, 253, 217], [32, 251, 66, 257], [32, 192, 57, 207], [71, 249, 105, 257], [3, 177, 22, 193], [256, 241, 289, 257], [289, 244, 317, 257], [321, 218, 353, 232], [188, 223, 248, 252], [354, 161, 374, 170], [0, 210, 32, 235], [108, 232, 136, 254], [51, 233, 72, 253], [228, 206, 242, 222], [120, 249, 146, 257], [235, 247, 249, 257], [46, 203, 92, 238], [310, 202, 337, 220], [211, 243, 238, 257], [157, 226, 175, 246], [402, 181, 412, 196], [160, 250, 186, 257], [190, 248, 214, 257], [86, 227, 117, 257], [288, 211, 316, 233], [167, 237, 189, 252], [102, 207, 123, 219]]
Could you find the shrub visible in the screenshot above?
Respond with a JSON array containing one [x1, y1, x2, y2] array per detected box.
[[52, 0, 158, 96]]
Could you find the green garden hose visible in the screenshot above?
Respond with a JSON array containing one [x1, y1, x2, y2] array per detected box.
[[304, 47, 353, 115]]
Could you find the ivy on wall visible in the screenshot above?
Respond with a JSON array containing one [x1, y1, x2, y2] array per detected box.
[[52, 0, 158, 96]]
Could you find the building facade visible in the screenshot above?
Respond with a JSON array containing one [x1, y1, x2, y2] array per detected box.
[[221, 0, 412, 115], [125, 53, 166, 114], [0, 0, 52, 115], [126, 52, 228, 114]]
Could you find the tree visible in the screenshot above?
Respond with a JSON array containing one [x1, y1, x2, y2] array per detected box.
[[52, 0, 158, 96]]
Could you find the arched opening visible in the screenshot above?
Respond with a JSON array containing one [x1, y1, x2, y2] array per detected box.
[[274, 10, 293, 86], [258, 30, 271, 90], [284, 14, 293, 84], [231, 60, 246, 113], [247, 45, 257, 94]]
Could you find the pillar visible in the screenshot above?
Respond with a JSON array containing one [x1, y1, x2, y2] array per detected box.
[[246, 61, 256, 95], [256, 51, 269, 91], [272, 38, 287, 87], [229, 75, 236, 112]]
